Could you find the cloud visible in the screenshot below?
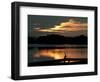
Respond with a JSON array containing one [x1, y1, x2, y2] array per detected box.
[[33, 18, 87, 33]]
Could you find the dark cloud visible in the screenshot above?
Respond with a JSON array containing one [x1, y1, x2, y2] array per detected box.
[[28, 15, 87, 37]]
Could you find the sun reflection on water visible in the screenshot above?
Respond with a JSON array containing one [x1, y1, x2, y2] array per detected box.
[[33, 48, 87, 60]]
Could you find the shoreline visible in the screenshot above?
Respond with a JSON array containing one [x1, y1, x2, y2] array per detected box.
[[28, 58, 87, 67], [28, 44, 87, 48]]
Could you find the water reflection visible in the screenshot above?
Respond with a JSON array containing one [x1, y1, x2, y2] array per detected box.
[[32, 48, 87, 60], [28, 47, 87, 66]]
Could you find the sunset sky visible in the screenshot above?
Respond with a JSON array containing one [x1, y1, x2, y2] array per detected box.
[[28, 15, 87, 37]]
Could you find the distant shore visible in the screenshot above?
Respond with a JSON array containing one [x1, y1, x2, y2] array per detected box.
[[28, 34, 87, 44], [28, 44, 87, 49]]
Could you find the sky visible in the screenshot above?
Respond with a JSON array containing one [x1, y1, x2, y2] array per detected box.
[[28, 15, 87, 37]]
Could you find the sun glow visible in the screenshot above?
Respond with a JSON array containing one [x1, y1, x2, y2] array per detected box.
[[33, 18, 87, 33], [33, 48, 87, 60]]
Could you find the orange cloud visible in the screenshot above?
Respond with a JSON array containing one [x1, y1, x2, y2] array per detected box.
[[33, 19, 87, 32]]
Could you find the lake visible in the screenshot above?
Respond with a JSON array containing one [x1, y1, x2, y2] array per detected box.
[[28, 44, 87, 66]]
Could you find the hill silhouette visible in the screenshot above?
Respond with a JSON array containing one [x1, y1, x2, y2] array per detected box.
[[28, 34, 87, 45]]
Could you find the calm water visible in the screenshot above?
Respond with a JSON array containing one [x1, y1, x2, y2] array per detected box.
[[28, 45, 87, 64]]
